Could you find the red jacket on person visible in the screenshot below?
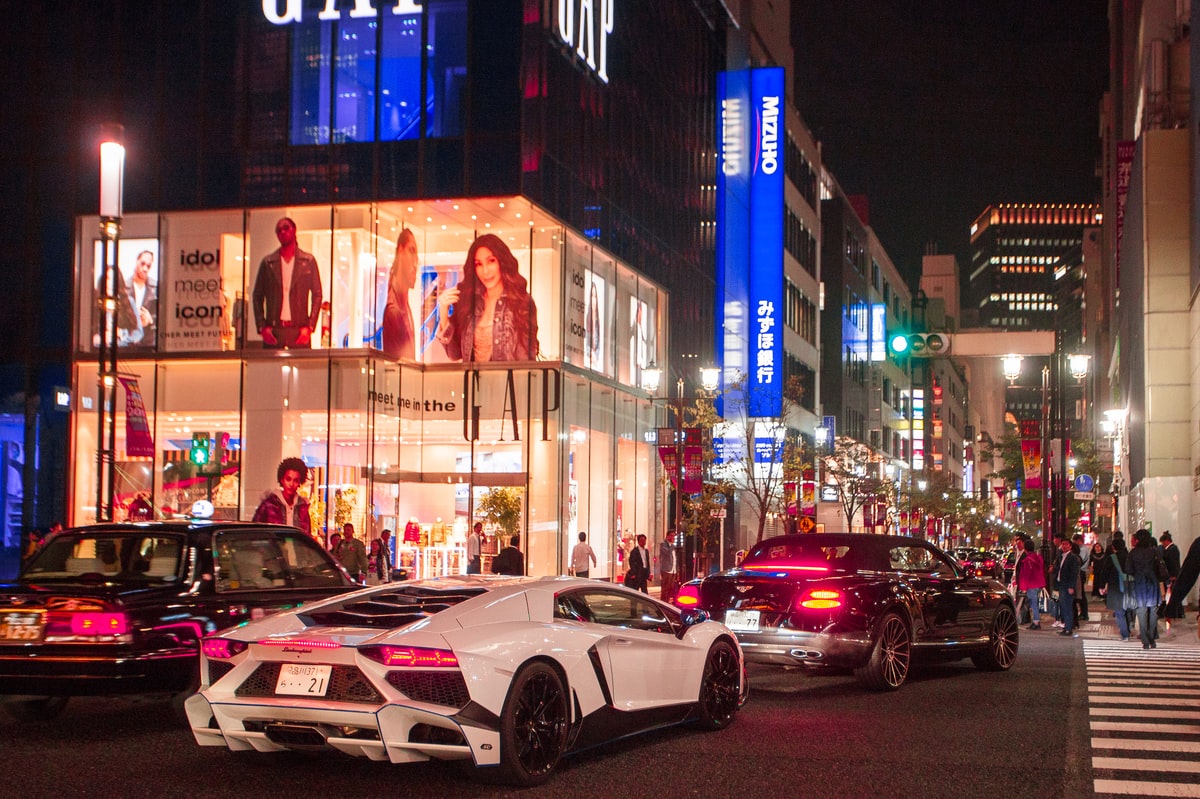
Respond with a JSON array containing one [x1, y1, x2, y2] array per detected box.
[[1015, 550, 1046, 591]]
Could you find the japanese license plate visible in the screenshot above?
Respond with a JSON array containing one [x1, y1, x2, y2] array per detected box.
[[724, 609, 761, 632], [0, 611, 46, 643], [274, 663, 332, 697]]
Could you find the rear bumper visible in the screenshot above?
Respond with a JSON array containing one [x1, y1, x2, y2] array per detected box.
[[0, 648, 196, 696], [734, 628, 873, 668]]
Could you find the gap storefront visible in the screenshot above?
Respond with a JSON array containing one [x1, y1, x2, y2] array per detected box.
[[69, 197, 668, 579]]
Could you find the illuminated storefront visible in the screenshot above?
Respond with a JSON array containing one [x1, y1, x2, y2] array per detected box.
[[69, 197, 668, 579]]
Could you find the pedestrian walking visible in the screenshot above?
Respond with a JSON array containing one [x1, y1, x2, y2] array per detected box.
[[1164, 535, 1200, 620], [490, 534, 524, 576], [1125, 529, 1163, 649], [466, 522, 483, 574], [1097, 538, 1133, 641], [658, 533, 678, 602], [1088, 541, 1106, 598], [1055, 536, 1082, 637], [1012, 534, 1046, 629], [338, 522, 368, 583], [1158, 532, 1183, 619], [570, 531, 597, 578]]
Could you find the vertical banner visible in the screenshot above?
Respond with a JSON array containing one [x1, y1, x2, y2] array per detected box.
[[683, 446, 703, 493], [747, 67, 785, 417], [715, 69, 750, 414], [118, 377, 155, 457], [658, 446, 679, 485], [1021, 439, 1042, 489], [1115, 140, 1135, 287]]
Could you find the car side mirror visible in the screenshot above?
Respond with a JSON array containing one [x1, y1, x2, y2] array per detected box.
[[681, 608, 709, 627]]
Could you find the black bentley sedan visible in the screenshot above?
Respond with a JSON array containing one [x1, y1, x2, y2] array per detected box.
[[0, 520, 358, 721], [675, 533, 1018, 690]]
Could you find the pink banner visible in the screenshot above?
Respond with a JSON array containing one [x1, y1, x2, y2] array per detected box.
[[1021, 439, 1042, 489], [658, 446, 678, 486], [118, 377, 155, 457]]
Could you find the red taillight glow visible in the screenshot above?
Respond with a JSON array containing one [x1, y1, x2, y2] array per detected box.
[[201, 637, 248, 659], [69, 612, 128, 636], [674, 585, 701, 607], [744, 563, 831, 573], [360, 645, 459, 668], [257, 637, 343, 649], [798, 589, 843, 610]]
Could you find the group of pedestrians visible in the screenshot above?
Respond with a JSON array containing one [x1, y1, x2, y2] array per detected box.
[[1010, 528, 1189, 646]]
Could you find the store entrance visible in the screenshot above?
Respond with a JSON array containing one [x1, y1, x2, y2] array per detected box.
[[372, 470, 528, 579]]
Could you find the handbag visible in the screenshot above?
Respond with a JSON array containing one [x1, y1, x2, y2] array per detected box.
[[1154, 551, 1170, 583]]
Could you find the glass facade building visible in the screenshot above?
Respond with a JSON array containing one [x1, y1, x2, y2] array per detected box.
[[67, 2, 729, 578]]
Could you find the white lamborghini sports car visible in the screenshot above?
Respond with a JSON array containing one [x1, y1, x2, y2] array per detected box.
[[186, 576, 745, 785]]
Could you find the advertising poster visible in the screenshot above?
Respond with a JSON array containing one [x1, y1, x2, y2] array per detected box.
[[92, 238, 160, 351], [583, 271, 607, 374], [1021, 439, 1042, 489], [629, 297, 649, 384], [429, 233, 541, 363], [118, 377, 155, 457], [158, 233, 230, 352]]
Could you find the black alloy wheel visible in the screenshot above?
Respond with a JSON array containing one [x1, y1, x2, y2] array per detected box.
[[697, 639, 742, 730], [496, 661, 570, 786], [971, 604, 1020, 671], [854, 612, 911, 691]]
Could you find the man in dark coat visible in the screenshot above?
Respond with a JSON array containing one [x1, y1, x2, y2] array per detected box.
[[1055, 537, 1083, 637], [252, 217, 323, 349], [625, 533, 651, 593], [1165, 536, 1200, 618], [490, 534, 525, 576], [1159, 532, 1183, 618]]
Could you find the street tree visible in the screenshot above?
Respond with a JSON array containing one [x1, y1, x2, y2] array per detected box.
[[823, 435, 889, 532]]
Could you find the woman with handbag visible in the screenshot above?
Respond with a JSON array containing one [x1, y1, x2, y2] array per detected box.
[[1124, 529, 1163, 648], [1098, 538, 1132, 641]]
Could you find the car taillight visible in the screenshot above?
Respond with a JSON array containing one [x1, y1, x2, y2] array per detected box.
[[201, 636, 248, 659], [797, 589, 843, 610], [257, 637, 342, 649], [359, 645, 459, 667], [45, 611, 132, 641], [674, 584, 701, 607]]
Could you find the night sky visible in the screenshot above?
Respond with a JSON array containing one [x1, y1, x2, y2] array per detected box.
[[791, 1, 1110, 288]]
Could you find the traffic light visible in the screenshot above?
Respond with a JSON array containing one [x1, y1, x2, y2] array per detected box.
[[887, 332, 950, 358], [189, 432, 211, 466]]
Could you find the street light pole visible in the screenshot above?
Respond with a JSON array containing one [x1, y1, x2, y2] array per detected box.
[[674, 377, 686, 582], [96, 125, 124, 523]]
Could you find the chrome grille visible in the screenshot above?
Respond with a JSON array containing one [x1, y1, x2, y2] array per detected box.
[[235, 662, 382, 704], [386, 670, 470, 708]]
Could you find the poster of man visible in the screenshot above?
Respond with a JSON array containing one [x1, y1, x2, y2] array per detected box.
[[251, 217, 323, 350], [93, 238, 160, 350]]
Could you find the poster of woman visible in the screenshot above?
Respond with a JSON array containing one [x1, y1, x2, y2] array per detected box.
[[435, 234, 540, 362]]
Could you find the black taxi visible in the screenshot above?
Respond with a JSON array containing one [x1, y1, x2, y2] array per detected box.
[[0, 519, 357, 720]]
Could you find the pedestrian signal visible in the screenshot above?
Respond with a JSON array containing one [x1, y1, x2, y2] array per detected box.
[[189, 432, 211, 466]]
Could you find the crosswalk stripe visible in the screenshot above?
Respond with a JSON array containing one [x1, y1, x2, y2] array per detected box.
[[1093, 756, 1200, 773], [1093, 738, 1200, 753], [1089, 707, 1200, 720], [1090, 721, 1200, 734], [1089, 695, 1199, 706], [1093, 777, 1200, 796]]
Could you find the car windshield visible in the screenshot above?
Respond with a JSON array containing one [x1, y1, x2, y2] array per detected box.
[[740, 538, 861, 573], [22, 532, 184, 585]]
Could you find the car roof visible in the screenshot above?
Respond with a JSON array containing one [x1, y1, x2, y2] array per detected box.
[[751, 533, 938, 549], [56, 520, 313, 536]]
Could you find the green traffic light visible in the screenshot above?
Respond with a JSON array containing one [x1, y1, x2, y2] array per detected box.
[[190, 447, 209, 466], [889, 333, 910, 354]]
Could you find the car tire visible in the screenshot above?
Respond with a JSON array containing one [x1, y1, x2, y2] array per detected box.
[[696, 639, 742, 730], [971, 603, 1019, 671], [2, 696, 69, 722], [495, 660, 570, 787], [854, 612, 911, 691]]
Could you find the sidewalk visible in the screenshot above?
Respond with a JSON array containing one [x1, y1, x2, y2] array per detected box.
[[1066, 605, 1200, 648]]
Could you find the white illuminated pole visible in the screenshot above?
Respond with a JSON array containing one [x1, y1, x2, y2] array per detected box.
[[97, 125, 124, 522]]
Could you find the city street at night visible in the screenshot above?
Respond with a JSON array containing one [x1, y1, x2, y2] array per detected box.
[[5, 614, 1197, 799]]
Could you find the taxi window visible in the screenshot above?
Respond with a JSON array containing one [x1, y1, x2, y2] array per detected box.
[[214, 531, 345, 591]]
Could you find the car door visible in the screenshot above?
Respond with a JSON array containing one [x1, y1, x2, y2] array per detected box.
[[576, 589, 696, 711], [209, 530, 352, 631], [891, 543, 972, 644]]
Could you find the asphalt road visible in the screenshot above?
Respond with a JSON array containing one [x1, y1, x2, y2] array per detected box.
[[0, 632, 1103, 799]]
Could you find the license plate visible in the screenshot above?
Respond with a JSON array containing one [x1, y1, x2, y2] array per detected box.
[[0, 611, 45, 643], [724, 609, 761, 632], [274, 664, 332, 697]]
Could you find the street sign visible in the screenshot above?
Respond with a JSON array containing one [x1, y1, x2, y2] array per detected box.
[[1073, 491, 1095, 501], [1074, 474, 1095, 493], [798, 516, 815, 533]]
